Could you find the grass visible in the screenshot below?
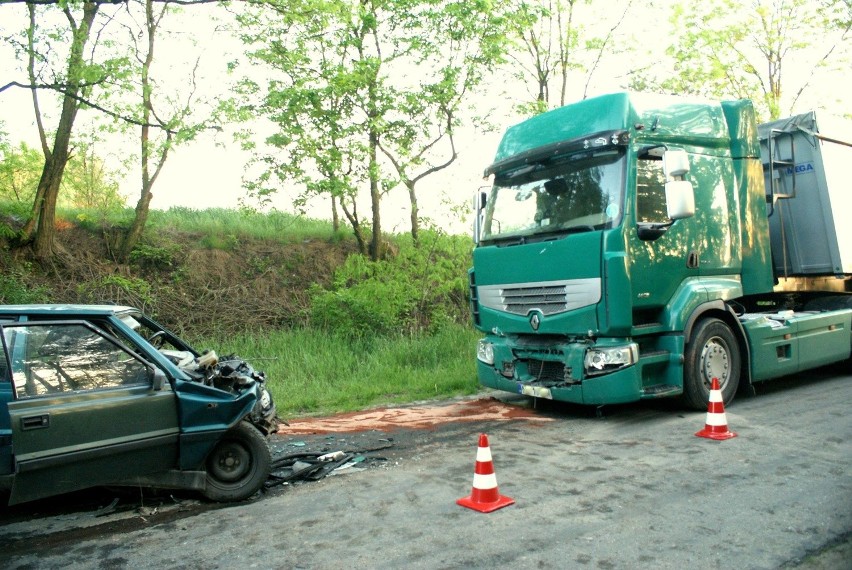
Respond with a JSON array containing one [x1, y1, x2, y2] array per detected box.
[[143, 207, 343, 243], [2, 199, 481, 417], [203, 323, 484, 419]]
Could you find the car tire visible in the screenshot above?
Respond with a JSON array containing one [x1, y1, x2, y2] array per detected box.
[[682, 318, 741, 411], [202, 421, 271, 502]]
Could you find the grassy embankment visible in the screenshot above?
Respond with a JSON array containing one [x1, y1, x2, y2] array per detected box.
[[211, 326, 482, 420], [0, 202, 484, 418]]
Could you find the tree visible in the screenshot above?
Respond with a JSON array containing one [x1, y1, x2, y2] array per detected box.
[[59, 135, 125, 212], [0, 141, 42, 204], [2, 0, 218, 261], [376, 1, 514, 244], [114, 0, 210, 262], [633, 0, 852, 120], [14, 1, 111, 259], [235, 0, 520, 258], [508, 0, 634, 114]]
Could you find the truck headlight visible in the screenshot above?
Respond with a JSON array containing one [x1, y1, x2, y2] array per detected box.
[[584, 343, 638, 375], [477, 340, 495, 365]]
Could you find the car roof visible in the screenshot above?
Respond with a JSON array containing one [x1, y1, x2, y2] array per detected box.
[[0, 304, 138, 317]]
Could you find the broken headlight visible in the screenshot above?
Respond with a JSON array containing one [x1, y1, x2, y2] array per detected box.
[[477, 339, 495, 365], [584, 343, 638, 376]]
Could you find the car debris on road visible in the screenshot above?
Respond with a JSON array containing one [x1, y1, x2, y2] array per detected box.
[[265, 440, 395, 488]]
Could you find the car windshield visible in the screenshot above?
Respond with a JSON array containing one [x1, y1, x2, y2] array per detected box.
[[480, 149, 625, 242]]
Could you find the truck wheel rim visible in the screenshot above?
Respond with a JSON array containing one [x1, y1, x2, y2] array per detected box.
[[700, 336, 729, 389]]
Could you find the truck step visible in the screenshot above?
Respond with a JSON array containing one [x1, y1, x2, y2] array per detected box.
[[641, 384, 682, 398], [638, 350, 670, 364]]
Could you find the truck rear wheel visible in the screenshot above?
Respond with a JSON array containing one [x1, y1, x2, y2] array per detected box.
[[202, 421, 271, 502], [682, 318, 741, 411]]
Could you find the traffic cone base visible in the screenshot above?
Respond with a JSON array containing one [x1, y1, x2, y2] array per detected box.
[[457, 434, 515, 513], [695, 377, 737, 440]]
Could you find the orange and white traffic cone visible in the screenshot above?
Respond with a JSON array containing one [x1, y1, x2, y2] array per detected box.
[[457, 433, 515, 513], [695, 377, 737, 440]]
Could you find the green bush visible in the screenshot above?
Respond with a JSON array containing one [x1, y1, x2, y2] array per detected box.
[[129, 242, 181, 270], [0, 271, 50, 304], [75, 275, 154, 309], [309, 231, 472, 337]]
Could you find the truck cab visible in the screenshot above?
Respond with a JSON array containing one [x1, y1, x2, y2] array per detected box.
[[471, 93, 851, 409]]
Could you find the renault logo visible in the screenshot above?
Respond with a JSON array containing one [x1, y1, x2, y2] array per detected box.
[[529, 312, 541, 331]]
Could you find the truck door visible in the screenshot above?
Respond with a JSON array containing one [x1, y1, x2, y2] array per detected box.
[[2, 321, 180, 505], [628, 154, 699, 323]]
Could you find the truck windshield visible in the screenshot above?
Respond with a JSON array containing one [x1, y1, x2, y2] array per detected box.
[[481, 149, 625, 243]]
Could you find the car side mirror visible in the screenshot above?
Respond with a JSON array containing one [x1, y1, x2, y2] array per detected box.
[[150, 367, 167, 391]]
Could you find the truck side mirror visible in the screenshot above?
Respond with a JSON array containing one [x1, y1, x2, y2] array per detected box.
[[663, 149, 690, 178], [473, 188, 488, 244], [662, 149, 694, 220], [666, 180, 695, 220]]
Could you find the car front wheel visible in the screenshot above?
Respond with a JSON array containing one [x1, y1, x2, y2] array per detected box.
[[202, 421, 271, 502]]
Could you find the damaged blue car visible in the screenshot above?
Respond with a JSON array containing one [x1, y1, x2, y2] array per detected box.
[[0, 304, 277, 506]]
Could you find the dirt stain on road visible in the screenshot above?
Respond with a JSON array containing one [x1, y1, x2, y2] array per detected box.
[[281, 396, 552, 434]]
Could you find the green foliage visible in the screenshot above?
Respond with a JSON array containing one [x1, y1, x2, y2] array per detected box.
[[0, 266, 50, 304], [0, 140, 125, 215], [233, 0, 524, 248], [144, 207, 340, 243], [309, 231, 472, 337], [630, 0, 851, 121], [0, 142, 42, 204], [75, 275, 154, 310], [128, 242, 180, 271], [205, 323, 482, 417]]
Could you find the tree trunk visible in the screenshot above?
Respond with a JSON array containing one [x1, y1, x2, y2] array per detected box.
[[407, 179, 419, 245], [119, 189, 153, 261], [368, 127, 381, 261], [28, 3, 99, 260], [331, 195, 340, 232], [118, 0, 167, 262], [339, 199, 367, 255]]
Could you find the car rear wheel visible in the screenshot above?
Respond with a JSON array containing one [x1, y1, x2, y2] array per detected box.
[[202, 421, 271, 502]]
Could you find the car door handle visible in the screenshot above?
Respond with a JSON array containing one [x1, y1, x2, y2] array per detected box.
[[21, 414, 50, 430]]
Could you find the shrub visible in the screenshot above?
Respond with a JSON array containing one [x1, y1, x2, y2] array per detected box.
[[75, 275, 154, 310], [0, 271, 50, 304], [309, 231, 472, 337]]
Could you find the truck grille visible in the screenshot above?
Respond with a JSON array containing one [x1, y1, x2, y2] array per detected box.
[[523, 359, 566, 382], [477, 278, 601, 316]]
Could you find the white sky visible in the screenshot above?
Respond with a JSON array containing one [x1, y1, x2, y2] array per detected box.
[[1, 1, 849, 235]]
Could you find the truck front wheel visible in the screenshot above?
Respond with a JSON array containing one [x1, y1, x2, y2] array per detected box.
[[202, 421, 271, 502], [683, 318, 741, 411]]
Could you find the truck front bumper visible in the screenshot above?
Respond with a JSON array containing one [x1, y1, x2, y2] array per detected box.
[[476, 335, 643, 405]]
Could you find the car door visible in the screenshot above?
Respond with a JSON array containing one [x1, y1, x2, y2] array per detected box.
[[2, 320, 180, 505], [0, 318, 14, 487]]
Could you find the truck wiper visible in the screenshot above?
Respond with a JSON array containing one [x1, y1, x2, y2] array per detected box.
[[484, 235, 528, 247], [535, 224, 598, 239]]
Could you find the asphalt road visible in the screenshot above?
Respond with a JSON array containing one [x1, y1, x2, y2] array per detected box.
[[1, 365, 850, 569]]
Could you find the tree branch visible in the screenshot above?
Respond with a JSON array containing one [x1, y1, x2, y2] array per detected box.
[[1, 80, 218, 134]]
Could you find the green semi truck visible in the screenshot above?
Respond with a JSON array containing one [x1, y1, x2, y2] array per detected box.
[[470, 92, 851, 410]]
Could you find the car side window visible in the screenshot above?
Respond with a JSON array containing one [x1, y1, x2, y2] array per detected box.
[[3, 323, 150, 399]]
